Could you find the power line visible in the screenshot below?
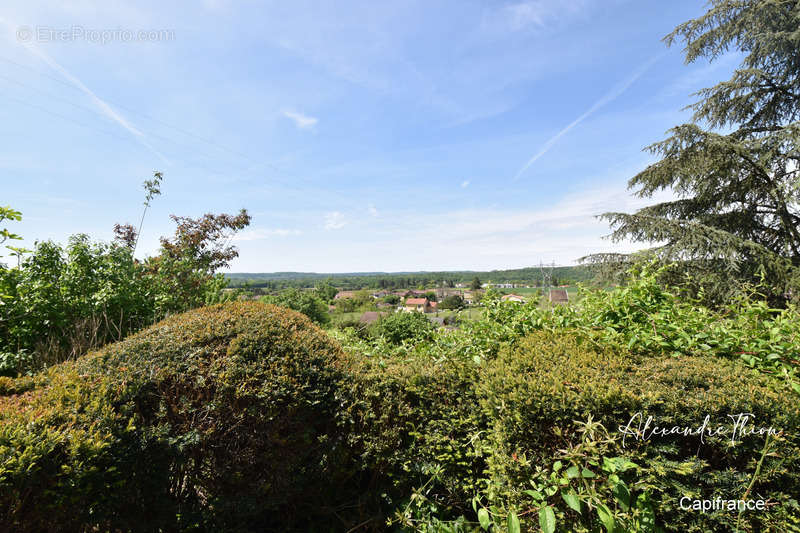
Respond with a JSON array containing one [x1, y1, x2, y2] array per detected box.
[[2, 89, 145, 146], [0, 54, 301, 177], [0, 64, 323, 191]]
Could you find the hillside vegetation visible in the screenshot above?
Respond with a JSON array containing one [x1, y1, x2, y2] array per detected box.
[[1, 273, 798, 531]]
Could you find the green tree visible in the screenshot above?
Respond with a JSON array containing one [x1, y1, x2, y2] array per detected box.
[[470, 276, 482, 291], [315, 281, 338, 303], [587, 0, 800, 304], [148, 209, 251, 314], [0, 207, 251, 373], [262, 288, 331, 326], [439, 294, 464, 309], [383, 294, 401, 305], [370, 311, 435, 344]]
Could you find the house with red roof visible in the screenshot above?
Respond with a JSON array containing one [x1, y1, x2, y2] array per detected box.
[[403, 298, 436, 313]]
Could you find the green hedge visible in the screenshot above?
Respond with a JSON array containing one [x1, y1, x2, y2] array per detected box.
[[0, 302, 356, 532], [2, 304, 797, 532], [333, 330, 799, 531], [475, 332, 800, 532]]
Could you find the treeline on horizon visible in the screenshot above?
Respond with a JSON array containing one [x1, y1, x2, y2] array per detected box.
[[225, 265, 595, 289]]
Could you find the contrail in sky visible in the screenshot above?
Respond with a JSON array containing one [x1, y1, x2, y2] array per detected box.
[[1, 18, 170, 165], [513, 52, 665, 181]]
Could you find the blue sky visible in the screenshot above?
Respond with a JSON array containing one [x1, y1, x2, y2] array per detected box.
[[1, 1, 737, 272]]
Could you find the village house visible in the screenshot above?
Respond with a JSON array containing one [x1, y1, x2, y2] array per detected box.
[[403, 298, 437, 313], [501, 294, 525, 303], [334, 290, 357, 300]]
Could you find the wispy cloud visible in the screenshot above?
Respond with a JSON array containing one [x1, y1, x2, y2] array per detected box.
[[324, 211, 346, 230], [461, 180, 471, 188], [282, 109, 318, 130], [503, 0, 589, 31], [233, 228, 302, 241], [513, 52, 664, 181], [368, 204, 379, 217]]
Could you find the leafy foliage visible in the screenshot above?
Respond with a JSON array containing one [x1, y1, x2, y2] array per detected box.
[[468, 262, 800, 394], [0, 302, 355, 532], [0, 211, 251, 374], [225, 266, 594, 290], [370, 310, 437, 345], [2, 277, 799, 531], [587, 0, 800, 305], [0, 206, 27, 268], [439, 294, 465, 309], [260, 287, 331, 325]]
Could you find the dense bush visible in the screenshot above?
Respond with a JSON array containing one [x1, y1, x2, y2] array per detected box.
[[332, 330, 800, 532], [0, 209, 249, 375], [260, 287, 331, 326], [475, 332, 800, 532], [439, 295, 464, 310], [0, 236, 155, 368], [471, 263, 800, 394], [342, 345, 484, 527], [2, 284, 798, 532], [0, 302, 358, 532], [370, 311, 437, 345]]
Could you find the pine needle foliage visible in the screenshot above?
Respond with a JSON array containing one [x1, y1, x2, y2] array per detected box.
[[585, 0, 800, 304]]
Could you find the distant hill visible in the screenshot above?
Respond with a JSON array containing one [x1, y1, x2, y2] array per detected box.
[[226, 266, 595, 289]]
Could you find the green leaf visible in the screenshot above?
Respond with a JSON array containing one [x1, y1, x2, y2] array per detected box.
[[637, 493, 656, 533], [524, 489, 543, 500], [561, 490, 581, 513], [478, 508, 490, 530], [507, 510, 520, 533], [539, 506, 556, 533], [596, 503, 616, 533], [613, 482, 630, 511], [566, 465, 580, 478]]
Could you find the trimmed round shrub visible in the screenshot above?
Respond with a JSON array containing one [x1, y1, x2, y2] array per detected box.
[[0, 301, 355, 532]]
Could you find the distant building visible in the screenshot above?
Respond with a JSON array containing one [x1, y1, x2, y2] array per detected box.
[[359, 311, 387, 325], [463, 291, 479, 305], [549, 289, 569, 304], [404, 298, 436, 313], [334, 291, 357, 300], [501, 294, 525, 303]]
